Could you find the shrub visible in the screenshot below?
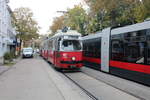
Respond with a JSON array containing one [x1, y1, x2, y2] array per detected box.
[[3, 52, 14, 62], [10, 51, 16, 58]]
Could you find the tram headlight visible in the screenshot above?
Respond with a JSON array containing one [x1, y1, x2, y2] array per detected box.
[[72, 57, 76, 61], [62, 53, 68, 58]]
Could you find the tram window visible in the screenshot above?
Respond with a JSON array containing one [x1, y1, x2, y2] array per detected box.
[[147, 37, 150, 64], [62, 40, 81, 51], [147, 29, 150, 35], [83, 38, 101, 58], [124, 42, 145, 64], [123, 30, 146, 64], [94, 39, 101, 58], [85, 42, 91, 57], [137, 30, 146, 36], [48, 40, 53, 50], [111, 40, 124, 61], [83, 41, 86, 56]]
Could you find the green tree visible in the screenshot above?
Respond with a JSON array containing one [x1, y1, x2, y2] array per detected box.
[[143, 0, 150, 18], [50, 15, 65, 34], [84, 0, 146, 33], [65, 5, 87, 34], [13, 7, 39, 42]]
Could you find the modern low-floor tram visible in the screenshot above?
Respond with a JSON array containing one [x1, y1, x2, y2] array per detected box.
[[82, 21, 150, 86]]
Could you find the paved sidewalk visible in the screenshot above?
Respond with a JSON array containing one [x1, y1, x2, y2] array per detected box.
[[0, 65, 10, 75], [0, 58, 21, 75], [0, 57, 89, 100]]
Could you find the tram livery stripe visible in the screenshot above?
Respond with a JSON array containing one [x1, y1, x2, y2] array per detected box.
[[83, 56, 150, 74], [83, 57, 101, 64], [110, 60, 150, 74]]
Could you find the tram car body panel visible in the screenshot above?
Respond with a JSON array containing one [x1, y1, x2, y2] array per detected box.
[[54, 51, 82, 69], [83, 32, 102, 70], [82, 21, 150, 86], [110, 21, 150, 86]]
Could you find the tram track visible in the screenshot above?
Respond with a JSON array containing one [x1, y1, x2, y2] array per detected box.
[[81, 67, 150, 100], [62, 70, 140, 100], [44, 57, 143, 100], [63, 72, 98, 100], [81, 71, 145, 100]]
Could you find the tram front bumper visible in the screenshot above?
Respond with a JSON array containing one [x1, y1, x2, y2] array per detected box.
[[60, 61, 82, 64], [60, 61, 82, 69]]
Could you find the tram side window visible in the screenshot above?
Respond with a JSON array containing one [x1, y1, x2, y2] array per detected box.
[[55, 38, 60, 51], [83, 41, 88, 57], [83, 41, 87, 56], [111, 39, 124, 61], [146, 29, 150, 64], [48, 40, 53, 50], [83, 38, 101, 58], [87, 43, 93, 57], [83, 40, 93, 57], [147, 36, 150, 64], [124, 42, 145, 63], [124, 31, 146, 64], [94, 39, 101, 58]]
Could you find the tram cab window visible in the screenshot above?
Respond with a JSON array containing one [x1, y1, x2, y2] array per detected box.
[[61, 40, 81, 51]]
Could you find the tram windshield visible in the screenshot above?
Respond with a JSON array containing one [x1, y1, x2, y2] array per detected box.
[[61, 40, 81, 51]]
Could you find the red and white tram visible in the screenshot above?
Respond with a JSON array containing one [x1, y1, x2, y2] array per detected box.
[[41, 30, 83, 70], [82, 21, 150, 86]]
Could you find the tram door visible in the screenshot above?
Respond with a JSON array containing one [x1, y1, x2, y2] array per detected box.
[[101, 28, 111, 72], [54, 38, 61, 66]]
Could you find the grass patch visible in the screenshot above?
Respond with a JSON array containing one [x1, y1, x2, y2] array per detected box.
[[4, 62, 15, 66]]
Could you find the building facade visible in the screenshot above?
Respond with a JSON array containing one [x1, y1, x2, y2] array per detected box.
[[0, 0, 16, 59]]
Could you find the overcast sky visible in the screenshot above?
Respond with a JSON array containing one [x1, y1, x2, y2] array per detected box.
[[9, 0, 82, 34]]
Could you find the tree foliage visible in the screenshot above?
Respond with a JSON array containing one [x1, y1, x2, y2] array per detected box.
[[50, 0, 150, 35], [65, 5, 87, 34], [83, 0, 150, 33], [50, 15, 65, 34], [50, 5, 87, 35], [13, 7, 39, 41]]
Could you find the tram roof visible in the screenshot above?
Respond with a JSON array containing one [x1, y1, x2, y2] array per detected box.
[[111, 21, 150, 35], [53, 30, 81, 37], [82, 31, 102, 40], [82, 21, 150, 40]]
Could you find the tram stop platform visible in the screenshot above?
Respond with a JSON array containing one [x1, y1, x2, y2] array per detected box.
[[0, 57, 91, 100]]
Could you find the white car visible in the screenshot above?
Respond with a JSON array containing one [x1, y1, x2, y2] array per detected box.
[[22, 47, 33, 58]]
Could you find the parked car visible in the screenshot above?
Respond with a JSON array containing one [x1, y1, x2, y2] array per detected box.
[[22, 47, 33, 58]]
